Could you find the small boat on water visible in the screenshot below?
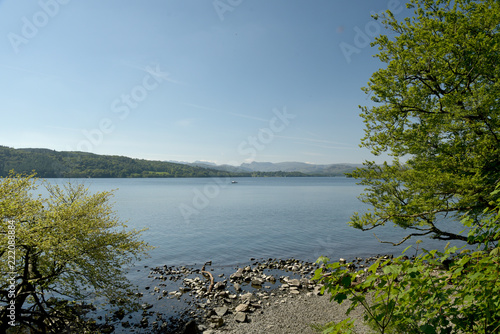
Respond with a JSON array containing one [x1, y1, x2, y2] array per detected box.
[[231, 180, 238, 184]]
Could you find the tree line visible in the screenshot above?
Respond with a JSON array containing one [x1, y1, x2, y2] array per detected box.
[[0, 147, 313, 178]]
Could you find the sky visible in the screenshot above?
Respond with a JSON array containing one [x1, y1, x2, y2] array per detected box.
[[0, 0, 408, 165]]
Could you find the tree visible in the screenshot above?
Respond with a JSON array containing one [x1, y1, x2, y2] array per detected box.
[[0, 173, 151, 333], [350, 0, 500, 245]]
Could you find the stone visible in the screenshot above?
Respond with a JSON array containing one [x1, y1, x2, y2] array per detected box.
[[181, 320, 200, 334], [208, 316, 224, 329], [214, 306, 228, 317], [141, 303, 153, 310], [233, 283, 241, 291], [213, 281, 226, 290], [240, 292, 255, 302], [140, 317, 149, 328], [251, 278, 264, 286], [113, 309, 125, 320], [235, 303, 250, 312], [288, 279, 301, 287], [230, 268, 244, 279], [234, 312, 247, 323], [179, 286, 192, 293], [313, 286, 324, 296]]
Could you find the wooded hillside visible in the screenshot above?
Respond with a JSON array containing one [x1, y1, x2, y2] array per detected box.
[[0, 147, 312, 178]]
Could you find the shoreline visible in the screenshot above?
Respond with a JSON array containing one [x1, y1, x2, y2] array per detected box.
[[109, 255, 391, 333]]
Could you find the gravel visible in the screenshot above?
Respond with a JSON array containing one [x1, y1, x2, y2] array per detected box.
[[203, 292, 371, 334]]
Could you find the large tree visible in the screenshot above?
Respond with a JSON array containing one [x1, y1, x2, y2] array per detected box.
[[0, 173, 151, 333], [350, 0, 500, 245]]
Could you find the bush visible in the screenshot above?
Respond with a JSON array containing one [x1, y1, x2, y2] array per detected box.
[[314, 197, 500, 333]]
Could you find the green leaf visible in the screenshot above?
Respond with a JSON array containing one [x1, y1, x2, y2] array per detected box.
[[334, 292, 348, 304], [490, 247, 500, 256], [420, 324, 437, 334], [341, 275, 352, 288], [383, 264, 401, 275]]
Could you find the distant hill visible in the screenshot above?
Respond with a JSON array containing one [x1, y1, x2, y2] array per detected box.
[[0, 147, 318, 178], [240, 161, 360, 175], [0, 146, 248, 178], [188, 161, 361, 176]]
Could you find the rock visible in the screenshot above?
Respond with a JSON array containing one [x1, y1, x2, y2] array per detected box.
[[235, 303, 250, 312], [214, 306, 228, 317], [251, 278, 264, 286], [182, 320, 200, 334], [234, 312, 247, 323], [208, 316, 224, 329], [113, 308, 125, 320], [213, 281, 226, 290], [233, 283, 241, 291], [313, 286, 324, 296], [141, 303, 153, 310], [140, 317, 149, 328], [340, 258, 346, 264], [288, 279, 301, 287], [230, 268, 244, 279], [240, 292, 256, 302]]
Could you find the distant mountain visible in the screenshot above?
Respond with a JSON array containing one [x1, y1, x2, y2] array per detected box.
[[189, 162, 249, 173], [240, 161, 360, 176], [187, 161, 360, 176]]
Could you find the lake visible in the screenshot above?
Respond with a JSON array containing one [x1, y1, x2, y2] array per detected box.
[[40, 176, 471, 329], [45, 176, 468, 272]]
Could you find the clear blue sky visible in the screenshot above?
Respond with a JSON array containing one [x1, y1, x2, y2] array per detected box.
[[0, 0, 407, 165]]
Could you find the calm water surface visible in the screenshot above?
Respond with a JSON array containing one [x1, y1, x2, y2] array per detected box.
[[46, 177, 467, 272]]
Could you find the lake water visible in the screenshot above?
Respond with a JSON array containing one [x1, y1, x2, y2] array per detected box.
[[40, 177, 471, 328], [45, 177, 468, 272]]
